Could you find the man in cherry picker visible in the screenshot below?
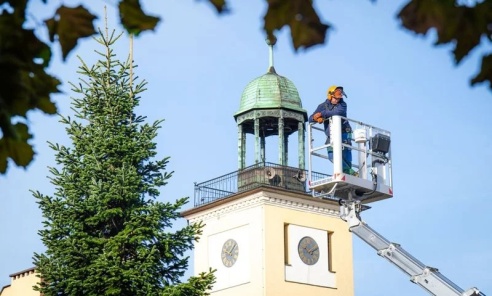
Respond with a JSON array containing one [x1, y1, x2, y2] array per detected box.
[[309, 85, 357, 176]]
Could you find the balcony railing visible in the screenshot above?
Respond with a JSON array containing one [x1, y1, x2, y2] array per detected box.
[[193, 162, 330, 207]]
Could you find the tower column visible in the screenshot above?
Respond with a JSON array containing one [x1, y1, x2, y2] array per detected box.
[[238, 124, 246, 169], [298, 122, 305, 170], [278, 117, 285, 166], [284, 134, 289, 166], [260, 134, 266, 163], [254, 118, 260, 164]]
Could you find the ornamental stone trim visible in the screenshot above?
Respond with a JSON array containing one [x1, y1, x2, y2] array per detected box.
[[236, 109, 306, 125], [187, 192, 339, 224]]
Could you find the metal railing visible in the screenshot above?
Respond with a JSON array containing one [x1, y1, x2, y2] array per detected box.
[[307, 115, 393, 201], [193, 162, 330, 207]]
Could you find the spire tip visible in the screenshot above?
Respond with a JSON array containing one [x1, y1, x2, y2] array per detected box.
[[266, 35, 277, 71], [265, 35, 277, 46]]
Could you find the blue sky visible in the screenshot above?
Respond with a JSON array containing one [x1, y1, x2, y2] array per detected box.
[[1, 1, 491, 295]]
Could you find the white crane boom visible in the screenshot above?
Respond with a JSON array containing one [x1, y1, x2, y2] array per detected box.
[[340, 197, 485, 296]]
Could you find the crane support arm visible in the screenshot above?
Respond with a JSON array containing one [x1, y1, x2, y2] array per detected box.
[[340, 200, 485, 296]]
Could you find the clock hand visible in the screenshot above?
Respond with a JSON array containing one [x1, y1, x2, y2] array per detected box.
[[224, 243, 237, 256], [307, 246, 318, 255]]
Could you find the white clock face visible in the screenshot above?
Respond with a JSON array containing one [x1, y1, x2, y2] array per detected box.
[[221, 239, 239, 267]]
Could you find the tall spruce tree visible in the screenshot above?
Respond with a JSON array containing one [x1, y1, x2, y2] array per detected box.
[[32, 30, 215, 296]]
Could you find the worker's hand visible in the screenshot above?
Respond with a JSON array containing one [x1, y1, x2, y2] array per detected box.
[[312, 112, 322, 120], [316, 117, 323, 123]]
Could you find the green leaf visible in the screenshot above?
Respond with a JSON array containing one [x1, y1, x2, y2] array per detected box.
[[471, 54, 492, 89], [13, 122, 32, 142], [398, 0, 492, 86], [0, 141, 8, 173], [36, 95, 58, 114], [264, 0, 329, 51], [118, 0, 160, 35], [449, 7, 482, 63], [8, 141, 34, 167], [45, 18, 57, 43], [398, 0, 491, 63], [45, 5, 97, 60], [398, 0, 451, 35], [4, 123, 34, 167], [205, 0, 229, 14], [0, 9, 59, 173]]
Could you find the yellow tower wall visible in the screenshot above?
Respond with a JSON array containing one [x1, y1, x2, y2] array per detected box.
[[183, 187, 354, 296], [263, 201, 354, 296]]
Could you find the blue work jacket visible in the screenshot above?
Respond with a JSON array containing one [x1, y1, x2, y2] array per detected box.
[[308, 99, 352, 138]]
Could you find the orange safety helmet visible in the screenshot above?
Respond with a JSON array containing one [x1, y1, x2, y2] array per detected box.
[[327, 85, 347, 98]]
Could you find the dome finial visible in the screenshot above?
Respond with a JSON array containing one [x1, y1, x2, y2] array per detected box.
[[266, 35, 277, 73]]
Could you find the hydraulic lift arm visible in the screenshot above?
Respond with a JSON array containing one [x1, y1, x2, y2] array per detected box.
[[340, 199, 485, 296]]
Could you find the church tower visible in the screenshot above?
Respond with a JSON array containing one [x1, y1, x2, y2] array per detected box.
[[182, 39, 355, 296]]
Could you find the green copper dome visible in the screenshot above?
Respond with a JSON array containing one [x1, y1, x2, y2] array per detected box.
[[234, 67, 307, 118]]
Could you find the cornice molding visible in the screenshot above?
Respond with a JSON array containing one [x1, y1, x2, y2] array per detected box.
[[187, 190, 339, 224], [236, 109, 306, 125]]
